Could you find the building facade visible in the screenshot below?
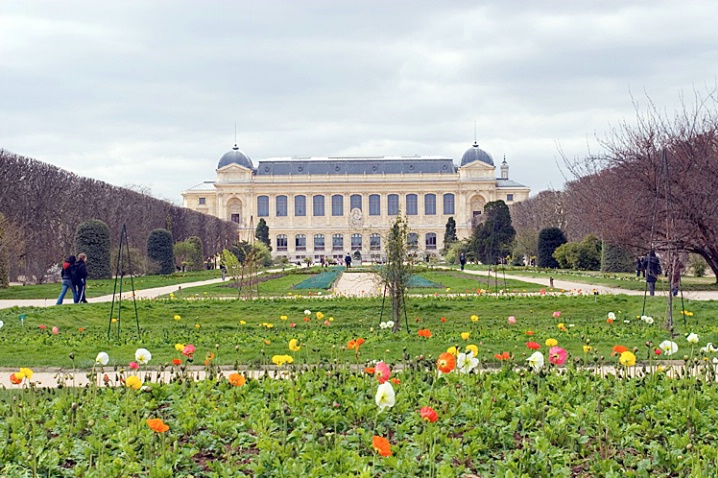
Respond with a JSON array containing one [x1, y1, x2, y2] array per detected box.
[[182, 141, 530, 263]]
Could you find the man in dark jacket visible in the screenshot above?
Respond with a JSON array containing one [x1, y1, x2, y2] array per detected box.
[[643, 250, 662, 296], [73, 253, 88, 303], [56, 255, 77, 305]]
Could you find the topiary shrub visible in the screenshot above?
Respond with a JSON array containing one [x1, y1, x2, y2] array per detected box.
[[146, 229, 174, 275], [537, 227, 566, 269], [74, 219, 112, 279], [186, 236, 204, 271]]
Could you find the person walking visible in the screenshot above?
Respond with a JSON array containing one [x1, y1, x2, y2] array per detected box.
[[73, 253, 88, 303], [643, 250, 662, 296], [344, 253, 352, 269], [635, 256, 645, 278], [56, 255, 77, 305], [669, 256, 684, 297], [459, 252, 467, 271]]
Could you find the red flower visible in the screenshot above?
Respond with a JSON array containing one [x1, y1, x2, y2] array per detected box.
[[420, 406, 438, 423], [654, 348, 662, 355], [494, 352, 511, 361], [372, 436, 392, 457], [364, 367, 376, 375], [418, 329, 432, 338], [612, 345, 628, 355], [526, 342, 541, 350], [172, 358, 181, 365], [440, 317, 447, 323], [9, 373, 22, 385], [525, 330, 534, 336], [38, 325, 47, 330]]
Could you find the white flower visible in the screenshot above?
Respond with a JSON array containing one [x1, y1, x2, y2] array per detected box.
[[700, 343, 718, 353], [624, 320, 630, 324], [135, 348, 152, 365], [303, 310, 311, 316], [0, 320, 4, 329], [95, 352, 109, 365], [713, 357, 718, 364], [375, 382, 395, 410], [456, 351, 479, 374], [607, 312, 616, 320], [687, 333, 699, 344], [386, 320, 394, 329], [658, 340, 678, 356], [379, 321, 389, 329], [642, 316, 654, 325], [526, 351, 544, 372]]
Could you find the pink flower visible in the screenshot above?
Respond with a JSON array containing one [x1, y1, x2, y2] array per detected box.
[[552, 311, 561, 318], [539, 289, 546, 295], [323, 320, 330, 326], [52, 326, 59, 335], [39, 324, 47, 330], [548, 346, 567, 365], [375, 361, 391, 384], [182, 344, 196, 357], [129, 361, 139, 370], [507, 316, 516, 324], [289, 323, 297, 328]]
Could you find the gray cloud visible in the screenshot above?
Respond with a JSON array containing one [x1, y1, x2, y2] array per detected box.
[[2, 1, 717, 202]]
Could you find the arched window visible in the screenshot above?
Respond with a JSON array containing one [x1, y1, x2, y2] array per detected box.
[[295, 234, 306, 251], [424, 194, 436, 215], [369, 194, 381, 216], [257, 196, 269, 217], [388, 194, 399, 215], [276, 195, 288, 217], [276, 234, 287, 251], [351, 233, 362, 250], [314, 234, 325, 250], [332, 234, 344, 250], [425, 232, 437, 250], [295, 195, 306, 216], [313, 195, 325, 216], [408, 232, 419, 248], [332, 195, 344, 216], [350, 194, 362, 211], [406, 194, 418, 215], [370, 233, 381, 251], [443, 193, 455, 215]]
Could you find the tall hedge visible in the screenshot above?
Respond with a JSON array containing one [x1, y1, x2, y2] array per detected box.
[[186, 236, 204, 271], [147, 229, 175, 275], [601, 241, 634, 272], [0, 213, 8, 288], [537, 227, 566, 269], [74, 219, 112, 279]]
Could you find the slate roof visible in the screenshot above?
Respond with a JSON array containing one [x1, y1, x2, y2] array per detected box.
[[255, 157, 457, 176], [185, 181, 216, 191], [496, 178, 528, 188]]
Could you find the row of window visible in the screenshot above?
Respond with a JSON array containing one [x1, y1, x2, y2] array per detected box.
[[275, 232, 438, 251], [257, 193, 455, 218]]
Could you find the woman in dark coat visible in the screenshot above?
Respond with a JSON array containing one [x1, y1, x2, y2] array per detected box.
[[73, 253, 88, 303], [56, 255, 77, 305]]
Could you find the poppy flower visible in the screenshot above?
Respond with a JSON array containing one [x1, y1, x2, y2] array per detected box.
[[9, 373, 22, 385], [172, 358, 182, 366], [612, 345, 628, 355], [375, 361, 391, 384], [494, 352, 511, 361], [390, 378, 400, 385], [95, 352, 110, 365], [146, 418, 169, 433], [545, 338, 558, 347], [553, 311, 561, 318], [606, 318, 614, 324], [173, 315, 181, 321], [526, 342, 541, 350], [420, 406, 438, 423], [548, 346, 567, 365], [135, 348, 152, 365], [125, 375, 142, 390], [228, 373, 246, 386], [465, 344, 479, 356], [375, 382, 395, 409], [372, 436, 392, 457], [365, 367, 376, 375], [182, 344, 196, 358], [460, 332, 470, 340], [508, 316, 517, 324], [289, 339, 301, 352], [658, 340, 678, 356], [128, 361, 139, 370], [619, 351, 636, 367], [440, 317, 447, 323], [52, 326, 59, 335], [557, 323, 567, 331], [347, 338, 366, 351], [418, 329, 432, 338], [526, 351, 544, 371], [470, 315, 479, 322], [39, 325, 47, 330], [174, 343, 185, 352], [525, 330, 534, 336], [437, 352, 456, 374], [204, 352, 215, 366]]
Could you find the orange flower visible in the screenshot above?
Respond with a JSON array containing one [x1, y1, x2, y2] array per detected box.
[[440, 317, 447, 323], [612, 345, 628, 355], [437, 352, 456, 374], [347, 338, 366, 351], [525, 330, 534, 336], [606, 318, 614, 324], [172, 358, 181, 365], [372, 436, 392, 457], [391, 378, 400, 385], [418, 329, 432, 338], [204, 352, 216, 366], [365, 367, 376, 375], [420, 406, 438, 423], [494, 352, 511, 361], [228, 373, 246, 387], [146, 418, 169, 433], [9, 373, 22, 385], [526, 342, 541, 350]]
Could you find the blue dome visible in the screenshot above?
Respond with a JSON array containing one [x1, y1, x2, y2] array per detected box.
[[218, 145, 253, 169], [460, 142, 494, 166]]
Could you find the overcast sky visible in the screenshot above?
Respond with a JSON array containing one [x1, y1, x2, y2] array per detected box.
[[2, 1, 717, 203]]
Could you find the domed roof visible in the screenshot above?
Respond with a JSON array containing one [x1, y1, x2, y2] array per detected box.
[[218, 145, 253, 169], [460, 142, 494, 167]]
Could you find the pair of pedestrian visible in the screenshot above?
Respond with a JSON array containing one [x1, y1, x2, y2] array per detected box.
[[56, 253, 88, 304]]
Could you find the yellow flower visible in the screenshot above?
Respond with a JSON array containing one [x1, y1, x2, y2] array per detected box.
[[466, 344, 479, 356], [289, 339, 301, 352], [446, 288, 451, 292], [272, 355, 294, 366], [195, 323, 201, 329], [173, 315, 181, 321], [619, 351, 636, 367], [280, 315, 288, 321], [545, 338, 558, 347], [446, 346, 458, 356], [169, 293, 175, 299], [470, 315, 479, 322], [583, 345, 593, 353], [125, 375, 142, 390], [240, 320, 247, 325], [19, 368, 33, 380], [557, 323, 567, 331], [329, 317, 334, 322], [460, 332, 470, 340], [112, 318, 118, 323], [174, 343, 185, 352], [316, 312, 325, 320], [263, 339, 271, 345]]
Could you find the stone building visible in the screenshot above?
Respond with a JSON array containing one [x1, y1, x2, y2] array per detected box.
[[182, 141, 530, 262]]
